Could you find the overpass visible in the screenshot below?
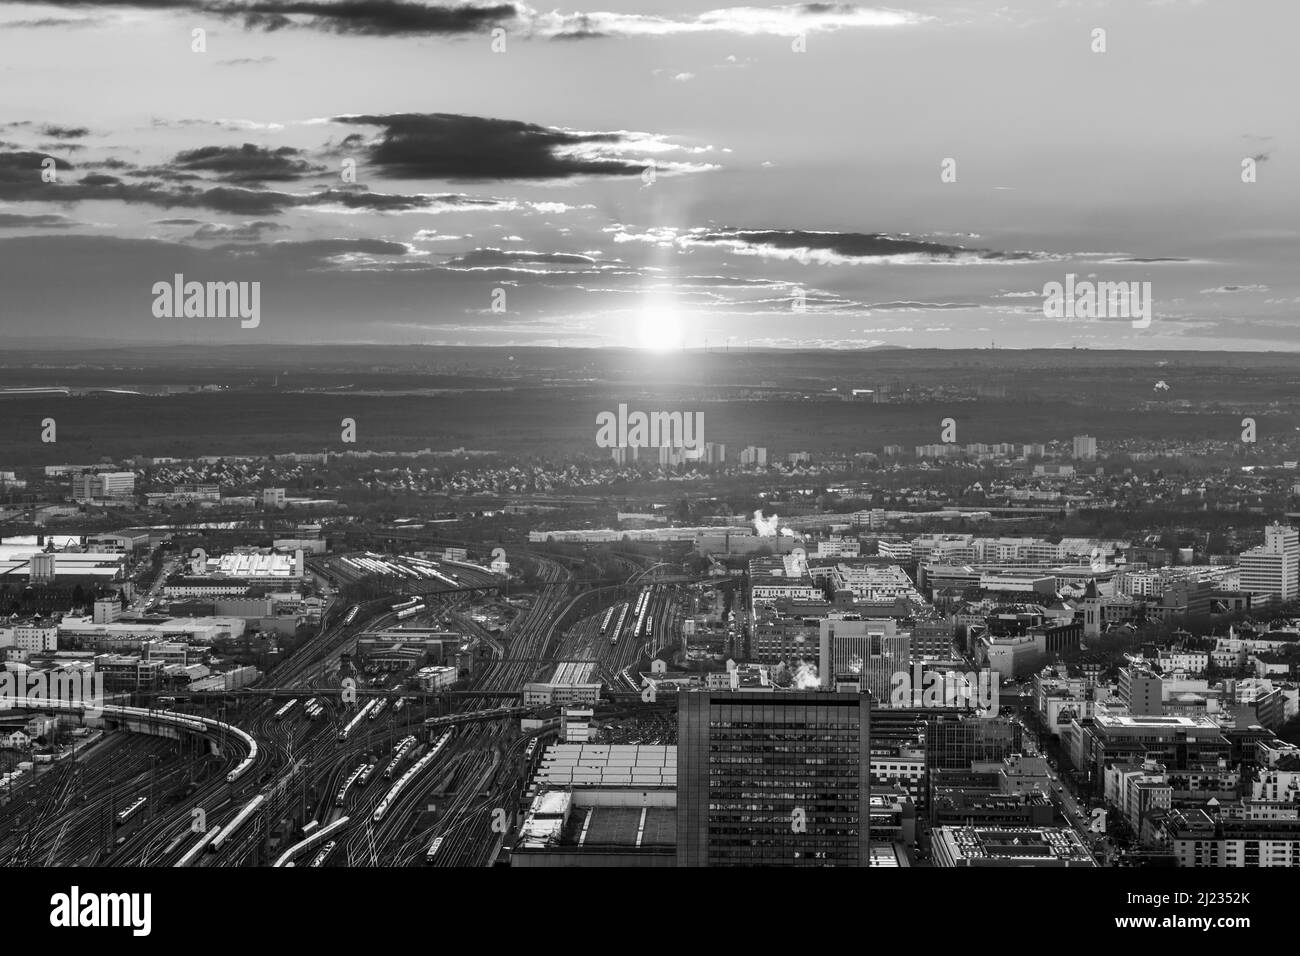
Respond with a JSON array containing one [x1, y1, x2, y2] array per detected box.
[[8, 697, 259, 778]]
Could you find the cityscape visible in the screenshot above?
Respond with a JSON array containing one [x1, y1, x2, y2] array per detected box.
[[2, 349, 1300, 878], [0, 0, 1294, 933]]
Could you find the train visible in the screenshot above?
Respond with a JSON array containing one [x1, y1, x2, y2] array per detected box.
[[274, 698, 299, 721], [309, 840, 337, 868], [372, 732, 451, 824], [341, 605, 360, 627], [216, 719, 259, 784], [423, 705, 529, 729], [336, 762, 369, 806], [424, 836, 444, 863], [383, 736, 418, 779], [610, 603, 629, 646], [396, 602, 425, 621], [368, 699, 388, 721], [357, 762, 379, 787], [116, 796, 147, 826], [304, 699, 324, 720], [338, 700, 378, 741], [391, 596, 421, 612], [598, 606, 616, 636], [632, 586, 653, 640], [208, 794, 265, 853]]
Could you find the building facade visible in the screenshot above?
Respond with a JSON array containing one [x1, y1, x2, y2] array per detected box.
[[677, 690, 871, 866]]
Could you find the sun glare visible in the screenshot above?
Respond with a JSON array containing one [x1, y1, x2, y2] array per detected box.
[[636, 309, 684, 351]]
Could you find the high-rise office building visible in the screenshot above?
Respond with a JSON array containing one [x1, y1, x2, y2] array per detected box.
[[677, 690, 871, 866], [1239, 522, 1299, 604]]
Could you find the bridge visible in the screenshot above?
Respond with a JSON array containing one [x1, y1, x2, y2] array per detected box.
[[8, 697, 256, 765], [423, 706, 531, 729], [151, 686, 518, 704]]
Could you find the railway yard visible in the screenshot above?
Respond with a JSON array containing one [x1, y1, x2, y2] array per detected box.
[[0, 540, 686, 868]]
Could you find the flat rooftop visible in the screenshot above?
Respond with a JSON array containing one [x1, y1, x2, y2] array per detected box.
[[562, 806, 676, 848], [1094, 713, 1222, 730], [533, 744, 676, 789]]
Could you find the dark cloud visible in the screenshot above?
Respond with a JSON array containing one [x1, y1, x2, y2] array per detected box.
[[334, 113, 646, 180], [682, 228, 1052, 263], [0, 213, 78, 228], [16, 1, 921, 40], [5, 17, 102, 27], [234, 0, 518, 36], [1110, 257, 1190, 263], [81, 158, 135, 170], [172, 143, 324, 182], [0, 161, 509, 215], [26, 0, 520, 36], [189, 220, 287, 240], [211, 237, 411, 262], [442, 248, 599, 268], [40, 125, 90, 139], [0, 150, 76, 182]]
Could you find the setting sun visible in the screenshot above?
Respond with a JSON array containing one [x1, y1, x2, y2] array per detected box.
[[636, 308, 684, 351]]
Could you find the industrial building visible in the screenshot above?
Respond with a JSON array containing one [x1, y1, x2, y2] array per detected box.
[[522, 661, 602, 707]]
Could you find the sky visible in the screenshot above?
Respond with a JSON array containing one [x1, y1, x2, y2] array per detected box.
[[0, 0, 1296, 350]]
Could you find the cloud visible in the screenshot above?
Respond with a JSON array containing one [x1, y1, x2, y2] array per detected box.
[[441, 248, 609, 271], [188, 220, 288, 240], [0, 213, 79, 228], [614, 225, 1057, 265], [3, 16, 101, 27], [536, 3, 928, 38], [211, 237, 413, 263], [332, 112, 712, 181], [864, 301, 981, 311], [1199, 284, 1268, 294], [171, 143, 325, 182], [20, 1, 926, 40], [0, 150, 76, 181], [1101, 256, 1191, 264], [0, 152, 535, 215], [40, 125, 90, 139]]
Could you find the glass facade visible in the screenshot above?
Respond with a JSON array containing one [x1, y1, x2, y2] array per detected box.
[[677, 691, 870, 866]]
